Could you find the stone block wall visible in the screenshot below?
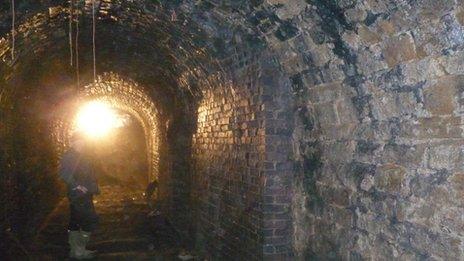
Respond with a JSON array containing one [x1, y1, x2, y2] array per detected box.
[[275, 0, 464, 259]]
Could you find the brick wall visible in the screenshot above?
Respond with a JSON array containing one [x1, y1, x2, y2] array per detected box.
[[190, 51, 295, 259], [192, 85, 266, 259]]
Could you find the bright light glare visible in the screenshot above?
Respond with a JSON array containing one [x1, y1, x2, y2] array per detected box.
[[75, 101, 124, 138]]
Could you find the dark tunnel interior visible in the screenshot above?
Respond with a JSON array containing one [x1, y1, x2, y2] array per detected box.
[[2, 0, 464, 260], [0, 1, 203, 258], [91, 111, 149, 189]]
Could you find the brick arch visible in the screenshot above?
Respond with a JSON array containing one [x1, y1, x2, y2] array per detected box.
[[51, 72, 161, 181]]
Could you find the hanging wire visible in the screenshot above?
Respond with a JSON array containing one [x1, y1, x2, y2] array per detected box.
[[75, 0, 80, 91], [11, 0, 15, 61], [92, 0, 97, 83], [69, 0, 74, 66]]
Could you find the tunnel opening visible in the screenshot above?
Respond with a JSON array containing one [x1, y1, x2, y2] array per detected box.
[[69, 98, 150, 189], [52, 73, 162, 184], [90, 111, 149, 189]]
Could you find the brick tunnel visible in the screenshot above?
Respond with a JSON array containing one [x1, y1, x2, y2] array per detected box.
[[1, 0, 464, 260]]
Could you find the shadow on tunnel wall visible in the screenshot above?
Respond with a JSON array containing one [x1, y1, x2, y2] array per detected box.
[[165, 100, 198, 245], [0, 57, 68, 258]]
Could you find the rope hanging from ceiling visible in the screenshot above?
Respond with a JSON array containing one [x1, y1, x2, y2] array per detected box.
[[70, 0, 98, 90], [69, 0, 74, 66], [75, 0, 80, 91], [11, 0, 15, 61], [92, 0, 97, 83]]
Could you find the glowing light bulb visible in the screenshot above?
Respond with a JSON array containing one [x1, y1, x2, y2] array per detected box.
[[75, 101, 123, 138]]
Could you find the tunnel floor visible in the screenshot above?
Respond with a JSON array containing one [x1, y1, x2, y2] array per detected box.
[[32, 185, 185, 260]]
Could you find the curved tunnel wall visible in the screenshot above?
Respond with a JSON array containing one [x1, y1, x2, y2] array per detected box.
[[265, 1, 464, 259], [0, 2, 277, 259], [2, 0, 464, 260], [0, 1, 209, 254]]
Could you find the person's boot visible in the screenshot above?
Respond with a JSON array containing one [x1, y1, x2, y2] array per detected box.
[[69, 230, 95, 259], [68, 230, 80, 258], [79, 230, 97, 257]]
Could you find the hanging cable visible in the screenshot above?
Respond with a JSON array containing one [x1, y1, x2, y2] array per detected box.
[[92, 0, 97, 83], [75, 0, 80, 91], [11, 0, 15, 61], [69, 0, 74, 66]]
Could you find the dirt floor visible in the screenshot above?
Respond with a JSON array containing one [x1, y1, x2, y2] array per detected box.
[[31, 185, 191, 260]]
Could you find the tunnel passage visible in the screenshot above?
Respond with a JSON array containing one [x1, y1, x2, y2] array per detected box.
[[51, 73, 161, 184], [2, 0, 464, 260], [0, 1, 278, 259]]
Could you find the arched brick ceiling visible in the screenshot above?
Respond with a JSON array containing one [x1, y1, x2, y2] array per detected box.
[[0, 0, 228, 109]]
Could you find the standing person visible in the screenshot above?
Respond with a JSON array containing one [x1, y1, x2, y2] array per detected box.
[[59, 132, 100, 259]]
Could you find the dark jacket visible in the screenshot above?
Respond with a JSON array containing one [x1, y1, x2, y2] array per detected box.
[[59, 148, 100, 199]]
